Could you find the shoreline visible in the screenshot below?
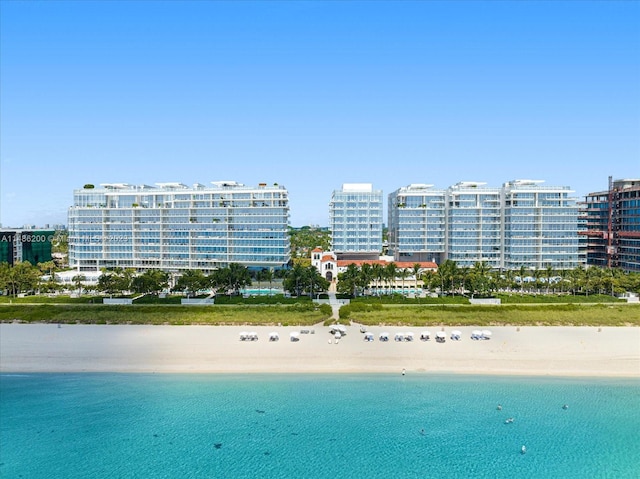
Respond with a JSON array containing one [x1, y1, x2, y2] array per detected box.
[[1, 323, 639, 378]]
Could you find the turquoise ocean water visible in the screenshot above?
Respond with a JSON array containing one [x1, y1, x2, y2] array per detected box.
[[1, 373, 639, 479]]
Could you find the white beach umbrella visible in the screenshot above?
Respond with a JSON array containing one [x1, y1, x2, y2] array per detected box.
[[380, 332, 389, 341], [451, 330, 462, 340], [471, 330, 482, 339], [336, 325, 347, 333], [364, 332, 374, 341], [334, 331, 342, 339], [481, 330, 492, 339], [420, 331, 430, 340], [290, 331, 300, 342], [405, 332, 414, 341], [436, 331, 446, 339]]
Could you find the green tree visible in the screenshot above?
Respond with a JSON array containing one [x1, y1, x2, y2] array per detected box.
[[72, 274, 86, 295], [131, 270, 169, 295], [336, 264, 360, 297], [0, 262, 41, 296], [283, 263, 307, 296], [174, 270, 208, 297], [384, 263, 397, 293]]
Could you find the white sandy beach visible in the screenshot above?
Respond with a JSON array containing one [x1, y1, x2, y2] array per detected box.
[[1, 323, 639, 377]]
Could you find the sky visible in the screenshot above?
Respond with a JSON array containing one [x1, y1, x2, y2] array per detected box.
[[1, 0, 638, 228]]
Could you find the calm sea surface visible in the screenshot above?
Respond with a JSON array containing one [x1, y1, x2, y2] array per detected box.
[[1, 373, 639, 478]]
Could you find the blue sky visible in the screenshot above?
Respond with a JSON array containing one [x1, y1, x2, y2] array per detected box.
[[1, 0, 638, 228]]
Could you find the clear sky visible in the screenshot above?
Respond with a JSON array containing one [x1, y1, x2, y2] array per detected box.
[[1, 0, 638, 228]]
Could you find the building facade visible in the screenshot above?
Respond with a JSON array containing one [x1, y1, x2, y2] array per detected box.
[[447, 182, 502, 268], [581, 178, 640, 272], [68, 181, 290, 272], [329, 183, 383, 258], [502, 180, 580, 270], [0, 229, 55, 266], [387, 184, 446, 264], [388, 180, 581, 270]]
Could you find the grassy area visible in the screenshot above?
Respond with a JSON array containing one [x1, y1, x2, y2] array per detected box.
[[349, 293, 623, 305], [0, 295, 104, 304], [495, 293, 622, 304], [351, 295, 470, 305], [340, 303, 640, 327], [0, 303, 331, 326]]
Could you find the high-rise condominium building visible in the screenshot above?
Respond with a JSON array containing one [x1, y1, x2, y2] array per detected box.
[[388, 180, 581, 270], [0, 229, 55, 266], [387, 184, 446, 263], [581, 178, 640, 272], [68, 181, 290, 272], [447, 182, 502, 267], [502, 180, 580, 270], [329, 183, 383, 258]]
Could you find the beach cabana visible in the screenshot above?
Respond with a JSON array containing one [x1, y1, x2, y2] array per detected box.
[[394, 333, 404, 342], [364, 332, 374, 342], [481, 330, 492, 340], [239, 332, 248, 341], [405, 332, 414, 342], [290, 332, 300, 342], [451, 330, 462, 341], [420, 331, 430, 341], [330, 325, 347, 336], [435, 331, 446, 343], [471, 330, 483, 340], [269, 332, 279, 342], [249, 332, 258, 341], [379, 332, 389, 342]]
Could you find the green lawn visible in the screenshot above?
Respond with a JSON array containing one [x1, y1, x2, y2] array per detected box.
[[0, 303, 331, 326], [340, 303, 640, 327]]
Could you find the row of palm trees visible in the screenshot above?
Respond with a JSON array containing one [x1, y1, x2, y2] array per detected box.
[[2, 258, 638, 299], [337, 260, 640, 298]]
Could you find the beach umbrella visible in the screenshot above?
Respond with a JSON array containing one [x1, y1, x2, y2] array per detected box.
[[405, 332, 414, 341], [471, 330, 482, 340], [435, 332, 446, 342], [290, 331, 300, 342], [336, 325, 347, 333], [380, 332, 389, 341], [451, 330, 462, 340], [364, 332, 374, 341], [240, 332, 248, 341], [481, 330, 492, 339], [334, 331, 342, 339], [420, 331, 430, 341]]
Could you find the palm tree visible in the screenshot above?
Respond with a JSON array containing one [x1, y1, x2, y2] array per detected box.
[[72, 274, 86, 295], [384, 263, 397, 294], [398, 267, 410, 294], [544, 265, 555, 294], [518, 265, 527, 293], [360, 263, 374, 296], [412, 263, 422, 291], [371, 263, 385, 295]]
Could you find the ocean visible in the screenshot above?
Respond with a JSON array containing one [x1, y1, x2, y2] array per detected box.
[[1, 373, 639, 478]]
